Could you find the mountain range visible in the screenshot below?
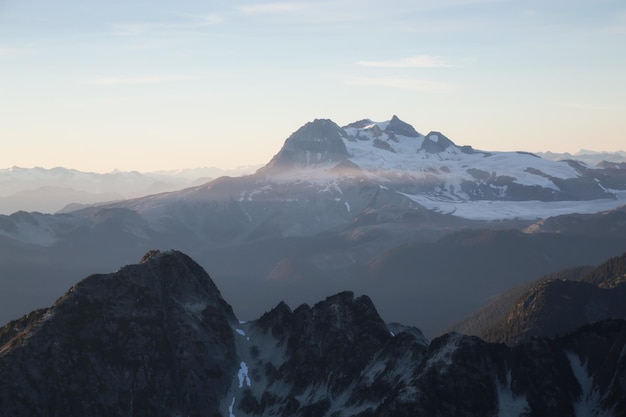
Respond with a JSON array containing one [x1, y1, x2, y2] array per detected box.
[[1, 250, 624, 417], [0, 165, 260, 215], [537, 150, 626, 166], [1, 116, 626, 337]]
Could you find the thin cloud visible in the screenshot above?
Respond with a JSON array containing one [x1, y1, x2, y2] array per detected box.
[[110, 13, 223, 36], [237, 2, 306, 14], [557, 102, 623, 111], [606, 14, 626, 34], [0, 46, 33, 58], [348, 77, 457, 94], [83, 75, 202, 85], [608, 25, 626, 34], [236, 2, 363, 24], [0, 47, 20, 57], [357, 55, 453, 69]]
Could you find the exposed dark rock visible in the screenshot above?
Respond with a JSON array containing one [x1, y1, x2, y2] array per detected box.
[[384, 115, 420, 137], [0, 250, 237, 417], [372, 138, 396, 153], [1, 251, 625, 417], [458, 252, 626, 345], [260, 119, 349, 172], [420, 131, 456, 153], [342, 119, 374, 129], [524, 205, 626, 236]]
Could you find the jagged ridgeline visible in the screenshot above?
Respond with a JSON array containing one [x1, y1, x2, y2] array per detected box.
[[1, 250, 625, 417], [2, 115, 626, 339]]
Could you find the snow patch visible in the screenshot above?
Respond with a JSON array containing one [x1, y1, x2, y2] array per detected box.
[[497, 370, 529, 417], [228, 396, 236, 417], [238, 361, 251, 388], [567, 352, 612, 417], [235, 328, 246, 337]]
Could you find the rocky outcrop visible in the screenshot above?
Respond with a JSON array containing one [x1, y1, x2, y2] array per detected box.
[[260, 119, 349, 172], [1, 250, 626, 417], [384, 115, 420, 138], [466, 252, 626, 345], [0, 250, 238, 417], [419, 131, 457, 153]]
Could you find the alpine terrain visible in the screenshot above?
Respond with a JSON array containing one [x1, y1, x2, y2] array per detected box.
[[1, 116, 626, 336], [1, 250, 625, 417]]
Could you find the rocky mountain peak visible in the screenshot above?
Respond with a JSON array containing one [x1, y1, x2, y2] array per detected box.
[[420, 130, 457, 153], [0, 249, 238, 416], [1, 250, 626, 416], [259, 118, 349, 173], [384, 114, 420, 137]]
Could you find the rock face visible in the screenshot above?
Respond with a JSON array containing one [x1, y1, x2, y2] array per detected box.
[[384, 114, 420, 137], [476, 252, 626, 345], [0, 250, 238, 417], [260, 119, 349, 172], [1, 250, 626, 417], [3, 116, 626, 338]]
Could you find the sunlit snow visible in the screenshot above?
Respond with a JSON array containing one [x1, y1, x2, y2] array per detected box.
[[403, 191, 626, 221]]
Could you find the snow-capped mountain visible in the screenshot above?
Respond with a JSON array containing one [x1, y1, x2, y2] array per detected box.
[[1, 116, 626, 336], [46, 115, 620, 245], [1, 250, 624, 417], [258, 116, 626, 219]]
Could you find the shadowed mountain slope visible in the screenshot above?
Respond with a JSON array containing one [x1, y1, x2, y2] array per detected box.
[[452, 252, 626, 345], [1, 251, 626, 416]]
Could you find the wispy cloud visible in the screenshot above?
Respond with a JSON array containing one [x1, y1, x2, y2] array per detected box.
[[0, 47, 21, 57], [557, 101, 623, 111], [606, 12, 626, 34], [110, 13, 223, 36], [356, 55, 453, 69], [347, 77, 457, 94], [0, 46, 33, 58], [83, 75, 203, 85], [237, 2, 306, 14]]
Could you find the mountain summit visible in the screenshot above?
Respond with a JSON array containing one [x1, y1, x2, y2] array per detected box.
[[0, 116, 625, 345], [260, 119, 349, 172], [1, 250, 625, 416]]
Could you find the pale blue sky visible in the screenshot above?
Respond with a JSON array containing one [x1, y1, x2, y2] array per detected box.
[[1, 0, 625, 172]]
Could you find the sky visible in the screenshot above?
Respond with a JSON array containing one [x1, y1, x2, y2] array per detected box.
[[1, 0, 625, 173]]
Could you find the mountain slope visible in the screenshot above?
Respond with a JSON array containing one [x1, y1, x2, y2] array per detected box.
[[1, 116, 626, 335], [1, 251, 625, 417], [358, 227, 626, 336], [453, 252, 626, 345]]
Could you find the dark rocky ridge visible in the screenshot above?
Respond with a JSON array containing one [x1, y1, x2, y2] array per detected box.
[[2, 116, 626, 336], [383, 115, 420, 138], [0, 250, 238, 417], [1, 250, 626, 416], [452, 252, 626, 345], [420, 131, 456, 153]]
